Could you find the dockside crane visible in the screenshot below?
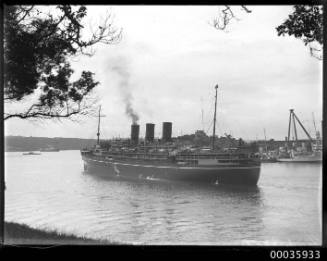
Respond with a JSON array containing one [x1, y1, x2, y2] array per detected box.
[[287, 109, 313, 146]]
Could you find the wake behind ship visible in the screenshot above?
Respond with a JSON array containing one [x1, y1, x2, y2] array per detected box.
[[81, 86, 261, 186]]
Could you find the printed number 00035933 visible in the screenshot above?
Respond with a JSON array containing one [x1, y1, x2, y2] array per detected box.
[[270, 250, 320, 259]]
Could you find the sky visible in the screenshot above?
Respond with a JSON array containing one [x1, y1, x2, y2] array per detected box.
[[4, 5, 323, 141]]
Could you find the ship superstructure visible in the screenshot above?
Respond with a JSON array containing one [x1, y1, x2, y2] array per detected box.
[[81, 85, 261, 186]]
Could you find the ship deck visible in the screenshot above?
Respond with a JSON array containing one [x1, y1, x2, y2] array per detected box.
[[81, 151, 260, 168]]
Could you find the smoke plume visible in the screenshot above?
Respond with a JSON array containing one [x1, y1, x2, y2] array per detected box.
[[110, 58, 139, 124]]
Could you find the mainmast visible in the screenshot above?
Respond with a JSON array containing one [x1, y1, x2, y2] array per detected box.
[[212, 84, 219, 150], [201, 97, 205, 132], [97, 105, 101, 145]]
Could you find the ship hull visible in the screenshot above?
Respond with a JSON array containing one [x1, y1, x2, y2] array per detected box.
[[277, 158, 322, 163], [277, 153, 322, 163], [82, 157, 260, 186]]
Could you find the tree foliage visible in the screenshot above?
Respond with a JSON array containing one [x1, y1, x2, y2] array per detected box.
[[4, 5, 122, 120], [213, 5, 323, 60], [276, 5, 323, 60]]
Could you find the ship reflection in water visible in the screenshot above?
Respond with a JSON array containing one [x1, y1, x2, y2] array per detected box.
[[5, 150, 321, 245]]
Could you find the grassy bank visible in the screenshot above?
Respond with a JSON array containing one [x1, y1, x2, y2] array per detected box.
[[4, 222, 115, 245]]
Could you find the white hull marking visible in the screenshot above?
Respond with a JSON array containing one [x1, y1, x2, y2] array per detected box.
[[85, 158, 260, 171]]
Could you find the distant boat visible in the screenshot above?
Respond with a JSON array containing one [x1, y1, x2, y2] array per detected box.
[[278, 134, 322, 163], [254, 153, 278, 163], [277, 109, 322, 163], [258, 128, 277, 163], [40, 147, 60, 152], [23, 151, 41, 155], [277, 152, 321, 163], [259, 157, 278, 163]]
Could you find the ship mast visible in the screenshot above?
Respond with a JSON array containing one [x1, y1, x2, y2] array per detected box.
[[312, 112, 317, 132], [97, 105, 101, 145], [312, 112, 318, 139], [263, 128, 268, 153], [201, 97, 205, 132], [212, 84, 219, 150]]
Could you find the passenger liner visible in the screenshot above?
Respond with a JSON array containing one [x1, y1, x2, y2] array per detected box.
[[81, 85, 261, 186]]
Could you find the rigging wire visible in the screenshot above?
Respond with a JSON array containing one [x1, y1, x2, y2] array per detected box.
[[216, 88, 224, 137], [200, 94, 215, 134], [202, 86, 224, 137], [206, 119, 214, 135]]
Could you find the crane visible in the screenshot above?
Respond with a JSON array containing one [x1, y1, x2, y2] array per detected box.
[[287, 109, 313, 145]]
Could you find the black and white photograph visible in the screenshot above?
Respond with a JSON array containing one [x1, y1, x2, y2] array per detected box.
[[2, 4, 323, 247]]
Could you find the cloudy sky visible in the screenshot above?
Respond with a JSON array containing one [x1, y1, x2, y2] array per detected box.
[[5, 5, 323, 141]]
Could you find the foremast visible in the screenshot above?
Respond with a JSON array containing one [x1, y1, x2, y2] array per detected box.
[[97, 105, 101, 146]]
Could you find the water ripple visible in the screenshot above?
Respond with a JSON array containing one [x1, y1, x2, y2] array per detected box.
[[5, 151, 322, 245]]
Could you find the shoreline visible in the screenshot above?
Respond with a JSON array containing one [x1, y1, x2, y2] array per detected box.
[[3, 222, 116, 245]]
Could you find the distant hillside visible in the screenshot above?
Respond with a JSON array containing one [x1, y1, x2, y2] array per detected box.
[[5, 136, 98, 152], [4, 135, 308, 152]]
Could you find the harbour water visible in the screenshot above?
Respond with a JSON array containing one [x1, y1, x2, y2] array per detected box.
[[5, 150, 322, 245]]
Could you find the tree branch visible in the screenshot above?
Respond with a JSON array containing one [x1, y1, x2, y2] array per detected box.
[[241, 5, 252, 13], [4, 95, 99, 121], [4, 5, 117, 121], [212, 5, 252, 30], [14, 5, 34, 25], [4, 110, 80, 120]]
